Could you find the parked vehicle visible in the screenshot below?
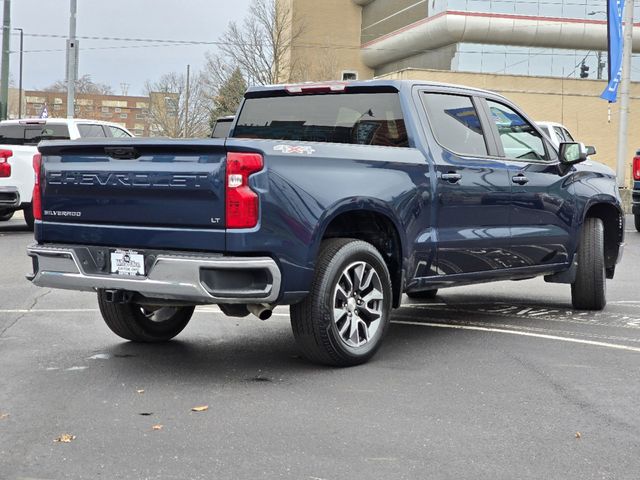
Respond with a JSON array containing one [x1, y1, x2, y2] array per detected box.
[[633, 150, 640, 232], [27, 80, 625, 366], [210, 116, 234, 138], [0, 119, 133, 229], [536, 121, 575, 148]]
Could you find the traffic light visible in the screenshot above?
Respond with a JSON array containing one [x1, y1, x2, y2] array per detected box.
[[580, 61, 590, 79]]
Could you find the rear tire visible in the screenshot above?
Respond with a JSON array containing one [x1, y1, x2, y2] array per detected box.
[[97, 291, 194, 342], [290, 238, 392, 367], [406, 289, 439, 300], [635, 214, 640, 233], [571, 217, 606, 310], [23, 206, 34, 230], [0, 210, 14, 221]]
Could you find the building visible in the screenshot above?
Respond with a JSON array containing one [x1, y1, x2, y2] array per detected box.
[[11, 91, 152, 136], [281, 0, 640, 186], [284, 0, 640, 81]]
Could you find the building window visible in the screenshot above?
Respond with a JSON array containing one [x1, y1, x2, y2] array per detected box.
[[53, 104, 61, 111], [101, 106, 109, 113], [114, 107, 121, 113], [342, 71, 358, 81], [136, 113, 146, 120], [120, 113, 128, 119]]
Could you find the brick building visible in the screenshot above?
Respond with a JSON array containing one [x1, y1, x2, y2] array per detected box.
[[18, 91, 152, 137]]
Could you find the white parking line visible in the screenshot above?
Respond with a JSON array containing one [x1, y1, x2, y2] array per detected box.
[[392, 320, 640, 353], [0, 308, 98, 313]]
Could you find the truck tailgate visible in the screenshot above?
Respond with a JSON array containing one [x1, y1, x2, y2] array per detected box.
[[37, 139, 227, 251]]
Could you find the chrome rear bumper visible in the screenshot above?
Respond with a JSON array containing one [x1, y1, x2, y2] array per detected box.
[[27, 244, 281, 304]]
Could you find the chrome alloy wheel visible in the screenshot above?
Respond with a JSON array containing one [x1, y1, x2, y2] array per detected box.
[[333, 261, 384, 348]]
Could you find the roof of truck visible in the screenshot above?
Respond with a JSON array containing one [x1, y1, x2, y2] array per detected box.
[[245, 79, 497, 97]]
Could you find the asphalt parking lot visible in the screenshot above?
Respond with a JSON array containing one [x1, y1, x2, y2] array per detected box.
[[1, 213, 640, 480]]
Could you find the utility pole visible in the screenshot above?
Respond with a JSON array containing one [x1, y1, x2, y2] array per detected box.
[[66, 0, 78, 118], [597, 51, 605, 80], [616, 0, 634, 189], [184, 64, 190, 138], [14, 27, 22, 118], [0, 0, 11, 121]]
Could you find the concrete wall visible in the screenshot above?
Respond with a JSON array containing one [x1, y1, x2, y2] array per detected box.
[[361, 0, 427, 44], [380, 68, 639, 187], [284, 0, 373, 82]]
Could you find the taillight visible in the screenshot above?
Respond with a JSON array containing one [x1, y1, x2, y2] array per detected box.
[[225, 152, 263, 228], [32, 153, 42, 220], [633, 154, 640, 181], [0, 149, 12, 177]]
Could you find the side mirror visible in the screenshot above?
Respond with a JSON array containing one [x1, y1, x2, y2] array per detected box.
[[586, 145, 596, 156], [559, 142, 588, 165]]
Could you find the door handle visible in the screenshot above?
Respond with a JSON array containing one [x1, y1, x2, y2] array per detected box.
[[512, 174, 529, 185], [441, 172, 462, 184]]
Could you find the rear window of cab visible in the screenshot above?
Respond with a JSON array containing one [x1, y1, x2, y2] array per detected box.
[[0, 124, 70, 146], [233, 92, 409, 148]]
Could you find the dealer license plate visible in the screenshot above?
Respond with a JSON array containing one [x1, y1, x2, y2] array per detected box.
[[110, 250, 145, 276]]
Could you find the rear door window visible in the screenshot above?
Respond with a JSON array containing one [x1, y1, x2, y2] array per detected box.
[[234, 92, 409, 147], [78, 124, 107, 138], [422, 93, 488, 156], [0, 124, 70, 145]]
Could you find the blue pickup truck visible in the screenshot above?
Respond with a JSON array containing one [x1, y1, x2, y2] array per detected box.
[[27, 80, 624, 366]]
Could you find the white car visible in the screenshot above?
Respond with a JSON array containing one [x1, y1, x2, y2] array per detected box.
[[0, 118, 133, 229], [536, 121, 575, 148]]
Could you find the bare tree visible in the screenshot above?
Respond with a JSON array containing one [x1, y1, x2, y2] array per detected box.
[[216, 0, 302, 86], [45, 74, 114, 95], [145, 71, 211, 138]]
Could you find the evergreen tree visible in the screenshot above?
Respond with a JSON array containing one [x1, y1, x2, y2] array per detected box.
[[210, 68, 247, 127]]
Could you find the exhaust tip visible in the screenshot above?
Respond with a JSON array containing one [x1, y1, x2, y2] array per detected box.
[[248, 304, 273, 321]]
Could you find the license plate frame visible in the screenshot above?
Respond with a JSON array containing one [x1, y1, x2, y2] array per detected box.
[[110, 249, 145, 277]]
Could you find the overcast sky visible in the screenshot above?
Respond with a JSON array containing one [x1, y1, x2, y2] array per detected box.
[[3, 0, 253, 96]]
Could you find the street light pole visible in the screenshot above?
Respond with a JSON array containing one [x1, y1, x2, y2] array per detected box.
[[616, 0, 634, 189], [66, 0, 78, 118], [13, 27, 21, 118]]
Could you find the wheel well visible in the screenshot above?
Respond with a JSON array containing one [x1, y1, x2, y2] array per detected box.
[[584, 203, 623, 274], [322, 211, 403, 308]]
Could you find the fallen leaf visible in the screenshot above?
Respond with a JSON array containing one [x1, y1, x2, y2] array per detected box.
[[136, 389, 145, 394], [54, 434, 76, 443], [191, 405, 209, 412], [152, 424, 163, 431], [0, 413, 9, 420], [138, 412, 153, 416], [575, 432, 582, 439]]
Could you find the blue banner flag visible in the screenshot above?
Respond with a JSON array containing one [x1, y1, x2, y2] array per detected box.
[[601, 0, 626, 102]]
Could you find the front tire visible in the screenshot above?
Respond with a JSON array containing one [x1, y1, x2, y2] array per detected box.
[[635, 214, 640, 233], [97, 291, 194, 342], [0, 210, 14, 221], [290, 239, 392, 367], [571, 217, 606, 310]]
